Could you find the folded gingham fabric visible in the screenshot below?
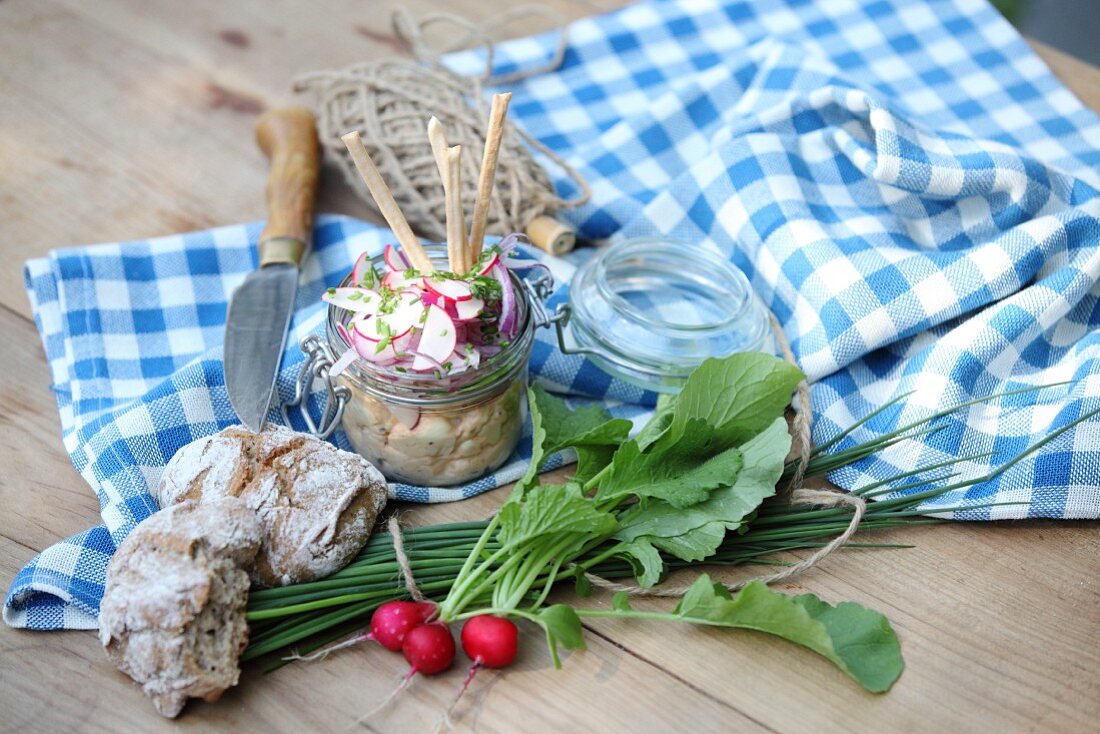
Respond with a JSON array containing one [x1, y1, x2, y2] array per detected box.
[[8, 0, 1100, 630]]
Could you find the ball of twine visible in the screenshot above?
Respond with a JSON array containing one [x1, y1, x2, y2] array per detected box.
[[293, 8, 590, 242]]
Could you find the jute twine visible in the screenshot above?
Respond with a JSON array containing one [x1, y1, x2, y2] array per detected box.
[[293, 7, 590, 242]]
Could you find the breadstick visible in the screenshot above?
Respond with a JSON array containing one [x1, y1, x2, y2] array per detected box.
[[468, 93, 512, 265], [341, 131, 434, 273], [445, 145, 468, 273], [427, 116, 450, 185]]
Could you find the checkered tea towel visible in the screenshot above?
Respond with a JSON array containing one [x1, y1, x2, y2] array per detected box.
[[7, 0, 1100, 630]]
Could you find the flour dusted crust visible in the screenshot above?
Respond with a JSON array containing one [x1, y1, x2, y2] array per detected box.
[[155, 425, 388, 586], [98, 498, 262, 718]]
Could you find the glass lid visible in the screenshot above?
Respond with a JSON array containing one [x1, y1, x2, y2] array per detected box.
[[566, 238, 771, 393]]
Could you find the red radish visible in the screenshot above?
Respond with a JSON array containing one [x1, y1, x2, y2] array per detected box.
[[460, 615, 518, 669], [322, 287, 382, 315], [436, 614, 519, 725], [370, 600, 431, 652], [423, 277, 474, 301], [418, 305, 457, 363], [402, 622, 455, 675], [384, 244, 410, 272], [476, 251, 501, 276]]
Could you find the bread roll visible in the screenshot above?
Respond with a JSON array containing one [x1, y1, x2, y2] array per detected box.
[[155, 425, 388, 586], [99, 497, 262, 718]]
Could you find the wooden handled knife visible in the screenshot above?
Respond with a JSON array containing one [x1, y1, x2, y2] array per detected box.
[[224, 108, 320, 431]]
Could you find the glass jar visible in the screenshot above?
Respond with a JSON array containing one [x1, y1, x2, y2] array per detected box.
[[555, 237, 772, 393], [326, 244, 533, 486]]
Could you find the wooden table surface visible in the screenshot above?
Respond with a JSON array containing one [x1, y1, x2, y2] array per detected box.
[[1, 2, 1098, 732]]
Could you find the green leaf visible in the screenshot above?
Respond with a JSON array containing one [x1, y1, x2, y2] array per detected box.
[[510, 387, 550, 500], [497, 483, 618, 547], [574, 573, 593, 598], [596, 420, 743, 509], [574, 445, 617, 484], [649, 522, 727, 562], [533, 384, 632, 454], [634, 393, 677, 451], [515, 385, 632, 497], [615, 417, 790, 560], [674, 577, 903, 693], [538, 604, 586, 668], [615, 539, 665, 587], [668, 354, 803, 448], [612, 592, 633, 612]]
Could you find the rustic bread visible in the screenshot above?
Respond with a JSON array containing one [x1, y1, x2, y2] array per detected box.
[[155, 425, 388, 587], [98, 497, 262, 718]]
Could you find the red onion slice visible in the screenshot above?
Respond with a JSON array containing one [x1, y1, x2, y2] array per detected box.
[[492, 263, 517, 339]]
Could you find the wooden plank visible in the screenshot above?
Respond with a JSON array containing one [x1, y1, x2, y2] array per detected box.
[[578, 521, 1100, 733], [0, 307, 100, 552], [2, 0, 1100, 732]]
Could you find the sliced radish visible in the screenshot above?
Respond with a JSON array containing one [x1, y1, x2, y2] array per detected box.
[[455, 297, 484, 322], [476, 251, 501, 276], [423, 277, 473, 302], [355, 315, 413, 342], [449, 346, 481, 374], [323, 287, 382, 315], [382, 270, 421, 292], [376, 290, 427, 336], [355, 330, 411, 364], [389, 404, 421, 429], [384, 244, 410, 272], [352, 252, 376, 285], [418, 305, 457, 363], [411, 349, 445, 373]]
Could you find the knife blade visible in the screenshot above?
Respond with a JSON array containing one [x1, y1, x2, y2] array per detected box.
[[225, 108, 320, 431]]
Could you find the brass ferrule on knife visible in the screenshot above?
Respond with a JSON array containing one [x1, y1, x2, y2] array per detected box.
[[259, 236, 308, 268]]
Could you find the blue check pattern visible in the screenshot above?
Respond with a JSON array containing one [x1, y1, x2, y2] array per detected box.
[[8, 0, 1100, 629]]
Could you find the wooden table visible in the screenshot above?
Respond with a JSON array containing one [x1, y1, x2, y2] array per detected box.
[[1, 2, 1097, 732]]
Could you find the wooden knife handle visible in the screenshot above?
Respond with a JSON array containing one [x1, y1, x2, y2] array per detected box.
[[256, 108, 320, 267]]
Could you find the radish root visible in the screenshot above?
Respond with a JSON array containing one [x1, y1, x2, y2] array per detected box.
[[436, 662, 481, 732], [283, 632, 371, 662], [349, 669, 417, 731]]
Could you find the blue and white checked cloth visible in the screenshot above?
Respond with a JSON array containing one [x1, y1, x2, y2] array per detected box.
[[8, 0, 1100, 630]]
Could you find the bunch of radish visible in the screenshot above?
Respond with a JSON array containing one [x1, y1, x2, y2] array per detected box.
[[330, 599, 518, 725], [323, 243, 520, 378], [358, 600, 518, 677]]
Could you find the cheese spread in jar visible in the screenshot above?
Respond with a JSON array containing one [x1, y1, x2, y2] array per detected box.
[[324, 242, 535, 486]]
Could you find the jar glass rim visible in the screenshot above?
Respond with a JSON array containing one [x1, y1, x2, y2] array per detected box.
[[566, 236, 771, 392], [594, 239, 751, 335]]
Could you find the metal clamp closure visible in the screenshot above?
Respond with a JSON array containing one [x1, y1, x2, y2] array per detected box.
[[281, 334, 350, 439], [522, 271, 621, 367]]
